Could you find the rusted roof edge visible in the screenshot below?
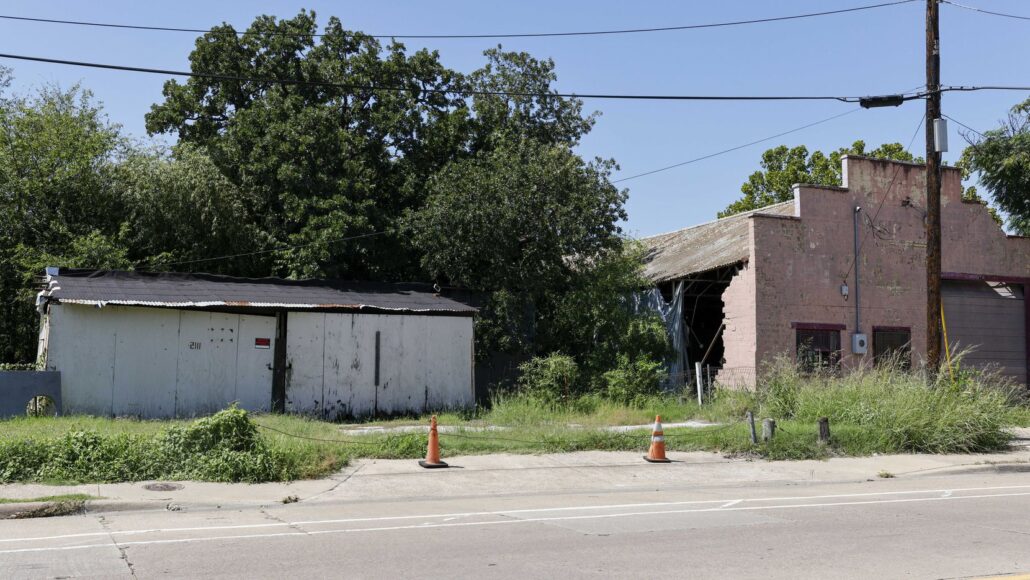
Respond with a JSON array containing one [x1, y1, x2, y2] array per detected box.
[[50, 298, 476, 316], [649, 258, 747, 284]]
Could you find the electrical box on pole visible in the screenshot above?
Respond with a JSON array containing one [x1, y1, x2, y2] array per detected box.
[[933, 118, 948, 153]]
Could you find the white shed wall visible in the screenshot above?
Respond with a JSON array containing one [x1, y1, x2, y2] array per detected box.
[[44, 304, 473, 418], [286, 312, 474, 418], [44, 305, 277, 417]]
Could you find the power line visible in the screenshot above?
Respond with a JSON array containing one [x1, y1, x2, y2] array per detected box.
[[255, 424, 384, 446], [0, 1, 918, 40], [940, 0, 1030, 22], [941, 113, 985, 138], [613, 108, 863, 183], [941, 85, 1030, 94], [145, 231, 390, 270], [0, 51, 877, 103]]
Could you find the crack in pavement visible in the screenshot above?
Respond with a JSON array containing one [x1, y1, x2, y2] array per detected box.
[[259, 509, 307, 535], [301, 463, 366, 503], [97, 515, 137, 579]]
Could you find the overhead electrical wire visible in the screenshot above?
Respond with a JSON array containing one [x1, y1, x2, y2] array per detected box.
[[613, 108, 863, 183], [612, 84, 926, 183], [144, 231, 390, 270], [0, 52, 885, 103], [941, 113, 985, 138], [941, 85, 1030, 94], [0, 1, 918, 40], [940, 0, 1030, 22], [2, 51, 1010, 103]]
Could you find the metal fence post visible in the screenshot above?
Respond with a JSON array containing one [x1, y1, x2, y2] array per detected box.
[[746, 411, 758, 444], [695, 362, 703, 405]]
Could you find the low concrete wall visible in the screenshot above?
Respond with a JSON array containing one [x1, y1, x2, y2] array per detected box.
[[0, 371, 61, 417]]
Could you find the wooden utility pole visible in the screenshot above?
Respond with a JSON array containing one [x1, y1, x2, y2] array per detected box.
[[925, 0, 942, 373]]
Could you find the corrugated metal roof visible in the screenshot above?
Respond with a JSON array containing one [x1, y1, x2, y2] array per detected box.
[[42, 269, 476, 315], [641, 201, 796, 283]]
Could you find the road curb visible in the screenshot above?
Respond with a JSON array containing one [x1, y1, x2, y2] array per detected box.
[[0, 500, 86, 519], [0, 498, 255, 519], [899, 460, 1030, 478]]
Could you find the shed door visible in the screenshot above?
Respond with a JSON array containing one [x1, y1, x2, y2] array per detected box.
[[942, 280, 1027, 385], [235, 315, 276, 412], [284, 312, 325, 415]]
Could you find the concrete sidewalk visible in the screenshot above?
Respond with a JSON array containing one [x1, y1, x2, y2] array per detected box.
[[1, 441, 1027, 518]]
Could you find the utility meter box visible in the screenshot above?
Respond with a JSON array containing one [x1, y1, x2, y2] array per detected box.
[[852, 333, 868, 355]]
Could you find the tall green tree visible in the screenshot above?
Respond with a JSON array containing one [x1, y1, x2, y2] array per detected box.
[[410, 136, 628, 357], [958, 98, 1030, 236], [145, 11, 468, 280], [0, 82, 127, 362], [115, 144, 272, 275], [719, 140, 918, 217]]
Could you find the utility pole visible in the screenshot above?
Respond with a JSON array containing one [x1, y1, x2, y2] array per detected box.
[[925, 0, 943, 374]]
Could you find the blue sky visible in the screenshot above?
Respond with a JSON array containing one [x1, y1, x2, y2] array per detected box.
[[2, 0, 1029, 237]]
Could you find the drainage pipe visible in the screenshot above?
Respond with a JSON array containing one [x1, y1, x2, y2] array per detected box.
[[853, 206, 862, 333]]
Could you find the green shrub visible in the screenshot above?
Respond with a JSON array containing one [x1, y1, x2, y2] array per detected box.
[[517, 353, 581, 404], [619, 316, 674, 363], [0, 405, 296, 484], [0, 362, 38, 371], [160, 405, 260, 454], [602, 355, 667, 406]]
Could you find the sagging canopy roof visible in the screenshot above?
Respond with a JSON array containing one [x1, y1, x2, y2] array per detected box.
[[641, 201, 795, 283], [39, 269, 477, 316]]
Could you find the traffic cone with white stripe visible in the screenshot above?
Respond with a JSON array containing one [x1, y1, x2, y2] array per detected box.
[[419, 415, 449, 469], [643, 414, 671, 463]]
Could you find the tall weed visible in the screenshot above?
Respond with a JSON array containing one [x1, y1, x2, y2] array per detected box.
[[742, 358, 1021, 454]]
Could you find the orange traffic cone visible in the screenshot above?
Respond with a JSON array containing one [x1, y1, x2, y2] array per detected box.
[[643, 414, 671, 463], [419, 415, 449, 469]]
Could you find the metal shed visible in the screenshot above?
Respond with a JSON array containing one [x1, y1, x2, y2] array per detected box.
[[36, 269, 477, 419]]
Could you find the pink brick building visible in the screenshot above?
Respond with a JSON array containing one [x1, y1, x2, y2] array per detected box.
[[643, 156, 1030, 387]]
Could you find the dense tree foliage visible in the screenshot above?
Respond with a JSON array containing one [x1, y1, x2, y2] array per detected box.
[[0, 79, 127, 362], [958, 98, 1030, 236], [0, 13, 665, 389]]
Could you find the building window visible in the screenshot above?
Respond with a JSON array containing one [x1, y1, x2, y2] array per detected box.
[[795, 326, 842, 372], [873, 327, 911, 370]]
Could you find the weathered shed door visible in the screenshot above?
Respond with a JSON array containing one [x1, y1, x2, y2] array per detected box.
[[285, 312, 325, 415], [176, 311, 240, 416], [942, 280, 1027, 385], [235, 315, 276, 412], [323, 313, 375, 419]]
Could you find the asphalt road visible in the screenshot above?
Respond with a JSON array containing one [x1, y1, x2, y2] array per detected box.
[[2, 471, 1029, 579]]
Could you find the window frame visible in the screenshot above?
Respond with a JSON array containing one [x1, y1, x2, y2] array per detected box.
[[872, 325, 912, 370], [791, 322, 845, 373]]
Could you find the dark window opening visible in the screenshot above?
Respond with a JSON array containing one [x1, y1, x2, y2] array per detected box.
[[796, 328, 841, 372], [874, 328, 911, 370]]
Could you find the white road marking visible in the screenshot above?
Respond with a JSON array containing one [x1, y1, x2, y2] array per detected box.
[[1, 491, 1029, 555], [720, 500, 742, 508], [2, 483, 1030, 546]]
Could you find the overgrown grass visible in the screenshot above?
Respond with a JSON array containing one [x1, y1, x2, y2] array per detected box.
[[701, 358, 1028, 455], [0, 361, 1025, 484], [0, 493, 98, 504]]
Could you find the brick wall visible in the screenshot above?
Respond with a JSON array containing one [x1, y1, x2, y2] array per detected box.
[[747, 156, 1030, 372]]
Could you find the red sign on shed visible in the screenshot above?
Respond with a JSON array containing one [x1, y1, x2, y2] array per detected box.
[[254, 338, 271, 349]]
